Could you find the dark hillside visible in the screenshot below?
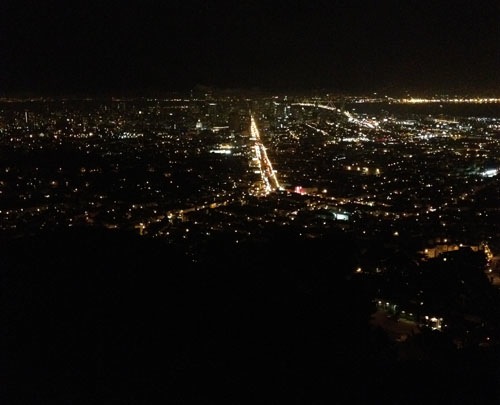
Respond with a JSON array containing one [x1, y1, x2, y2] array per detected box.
[[2, 227, 499, 404]]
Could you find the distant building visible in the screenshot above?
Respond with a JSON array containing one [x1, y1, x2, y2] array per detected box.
[[419, 242, 484, 260], [228, 110, 241, 132]]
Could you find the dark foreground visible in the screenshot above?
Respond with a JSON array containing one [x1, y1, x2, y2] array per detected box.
[[2, 227, 500, 404]]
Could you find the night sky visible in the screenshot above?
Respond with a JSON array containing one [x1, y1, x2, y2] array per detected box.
[[1, 0, 499, 96]]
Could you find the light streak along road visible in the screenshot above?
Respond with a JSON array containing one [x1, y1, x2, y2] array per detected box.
[[291, 102, 377, 129], [250, 115, 281, 195]]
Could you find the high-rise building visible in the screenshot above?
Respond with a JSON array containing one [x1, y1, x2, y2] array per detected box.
[[228, 109, 241, 132]]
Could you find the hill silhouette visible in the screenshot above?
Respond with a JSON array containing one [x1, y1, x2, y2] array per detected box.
[[2, 227, 499, 404]]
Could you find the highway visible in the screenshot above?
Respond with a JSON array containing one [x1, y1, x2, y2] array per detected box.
[[249, 115, 281, 195], [138, 115, 282, 235], [291, 102, 378, 129]]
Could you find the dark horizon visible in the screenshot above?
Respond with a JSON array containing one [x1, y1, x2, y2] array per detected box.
[[3, 83, 500, 100]]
